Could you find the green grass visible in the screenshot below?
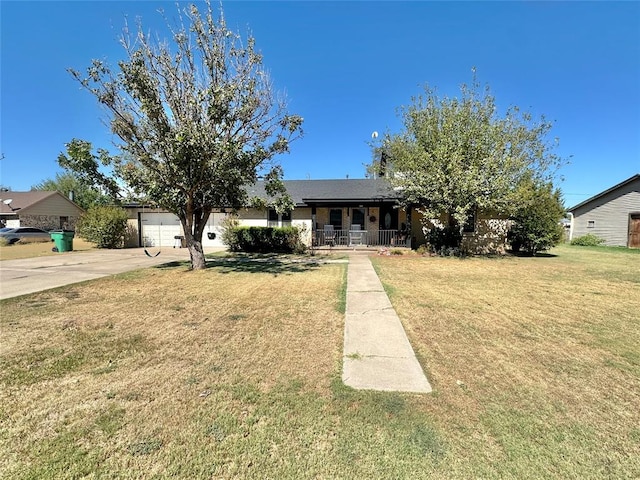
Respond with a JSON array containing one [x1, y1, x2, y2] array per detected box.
[[1, 247, 639, 478]]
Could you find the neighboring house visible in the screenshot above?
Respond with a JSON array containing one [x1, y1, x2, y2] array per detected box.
[[0, 191, 84, 230], [568, 174, 640, 248], [123, 178, 510, 252]]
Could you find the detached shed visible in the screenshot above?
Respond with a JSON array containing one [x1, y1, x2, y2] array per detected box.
[[0, 191, 84, 230], [568, 174, 640, 248]]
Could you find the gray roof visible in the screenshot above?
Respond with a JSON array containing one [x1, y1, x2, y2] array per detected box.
[[567, 174, 640, 212], [247, 178, 402, 206]]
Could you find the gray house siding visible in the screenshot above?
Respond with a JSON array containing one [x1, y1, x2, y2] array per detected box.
[[570, 176, 640, 247]]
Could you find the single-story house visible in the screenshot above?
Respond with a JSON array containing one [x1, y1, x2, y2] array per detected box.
[[568, 174, 640, 248], [123, 178, 511, 252], [124, 179, 409, 249], [0, 191, 84, 230]]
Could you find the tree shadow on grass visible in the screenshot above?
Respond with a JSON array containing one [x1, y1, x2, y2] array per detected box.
[[153, 261, 191, 270], [507, 251, 559, 259], [205, 255, 321, 276]]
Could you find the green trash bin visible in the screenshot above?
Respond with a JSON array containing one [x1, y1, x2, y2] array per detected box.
[[50, 230, 74, 252]]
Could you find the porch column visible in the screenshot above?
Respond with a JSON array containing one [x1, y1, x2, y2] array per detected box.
[[406, 205, 413, 249]]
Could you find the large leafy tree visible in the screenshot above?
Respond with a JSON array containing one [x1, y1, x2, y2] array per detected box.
[[373, 71, 565, 235], [69, 2, 302, 269]]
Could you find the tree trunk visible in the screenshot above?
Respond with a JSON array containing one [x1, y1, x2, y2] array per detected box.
[[186, 234, 207, 270], [181, 206, 210, 270]]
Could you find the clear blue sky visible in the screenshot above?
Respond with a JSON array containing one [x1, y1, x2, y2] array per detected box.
[[1, 1, 639, 207]]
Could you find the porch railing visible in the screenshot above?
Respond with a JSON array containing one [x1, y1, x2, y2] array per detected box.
[[313, 229, 410, 248]]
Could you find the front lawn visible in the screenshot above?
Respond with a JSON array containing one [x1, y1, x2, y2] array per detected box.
[[372, 243, 640, 478], [1, 245, 638, 478], [0, 237, 97, 261]]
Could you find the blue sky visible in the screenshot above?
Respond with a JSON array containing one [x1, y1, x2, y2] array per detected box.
[[1, 1, 639, 208]]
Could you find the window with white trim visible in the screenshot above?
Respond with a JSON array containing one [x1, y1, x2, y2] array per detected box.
[[268, 208, 292, 227]]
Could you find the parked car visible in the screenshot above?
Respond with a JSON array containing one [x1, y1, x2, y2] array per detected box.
[[0, 227, 51, 244]]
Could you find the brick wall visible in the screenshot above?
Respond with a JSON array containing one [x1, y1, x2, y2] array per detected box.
[[17, 214, 80, 231]]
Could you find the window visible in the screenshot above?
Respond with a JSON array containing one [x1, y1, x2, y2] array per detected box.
[[351, 208, 365, 229], [268, 209, 278, 227], [281, 210, 291, 227], [463, 210, 476, 233], [268, 208, 291, 227], [587, 220, 595, 229], [329, 209, 342, 229]]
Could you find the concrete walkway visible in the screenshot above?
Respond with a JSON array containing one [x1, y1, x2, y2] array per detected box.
[[342, 254, 432, 393]]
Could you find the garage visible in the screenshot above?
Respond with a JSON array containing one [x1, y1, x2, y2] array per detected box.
[[139, 211, 227, 248], [140, 212, 182, 248]]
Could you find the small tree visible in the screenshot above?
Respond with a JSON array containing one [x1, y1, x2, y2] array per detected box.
[[507, 180, 565, 255], [68, 1, 302, 269], [77, 206, 129, 248], [372, 70, 565, 247]]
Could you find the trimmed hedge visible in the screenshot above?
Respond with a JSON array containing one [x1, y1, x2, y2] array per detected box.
[[570, 234, 605, 246], [225, 226, 306, 254]]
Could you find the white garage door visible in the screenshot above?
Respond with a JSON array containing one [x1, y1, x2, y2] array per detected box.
[[140, 213, 183, 248]]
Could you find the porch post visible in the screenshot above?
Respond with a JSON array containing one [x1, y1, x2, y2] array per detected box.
[[406, 205, 413, 249]]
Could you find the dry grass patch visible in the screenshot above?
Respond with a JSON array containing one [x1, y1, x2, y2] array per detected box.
[[2, 246, 639, 479], [0, 237, 97, 261], [372, 244, 640, 478], [1, 259, 349, 478]]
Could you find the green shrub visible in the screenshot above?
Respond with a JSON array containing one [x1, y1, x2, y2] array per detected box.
[[0, 237, 9, 247], [77, 206, 129, 248], [508, 181, 565, 255], [425, 225, 462, 255], [570, 234, 605, 246], [220, 215, 240, 248], [415, 244, 429, 256], [224, 226, 306, 254]]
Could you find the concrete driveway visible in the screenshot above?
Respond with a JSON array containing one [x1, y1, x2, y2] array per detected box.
[[0, 247, 224, 300]]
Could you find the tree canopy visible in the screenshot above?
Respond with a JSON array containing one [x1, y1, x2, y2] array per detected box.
[[32, 170, 111, 211], [69, 1, 302, 269], [372, 72, 565, 231]]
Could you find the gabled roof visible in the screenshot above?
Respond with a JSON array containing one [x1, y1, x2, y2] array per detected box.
[[0, 191, 83, 215], [567, 174, 640, 212], [247, 178, 401, 206]]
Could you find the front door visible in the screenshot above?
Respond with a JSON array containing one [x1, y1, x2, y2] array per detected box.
[[630, 214, 640, 248], [379, 205, 398, 230]]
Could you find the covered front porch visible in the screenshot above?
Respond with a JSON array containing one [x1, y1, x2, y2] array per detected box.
[[310, 204, 410, 248]]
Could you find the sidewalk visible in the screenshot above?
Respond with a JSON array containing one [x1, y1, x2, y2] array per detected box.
[[342, 254, 432, 393]]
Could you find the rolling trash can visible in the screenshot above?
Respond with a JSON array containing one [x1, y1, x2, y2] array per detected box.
[[50, 230, 75, 252]]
